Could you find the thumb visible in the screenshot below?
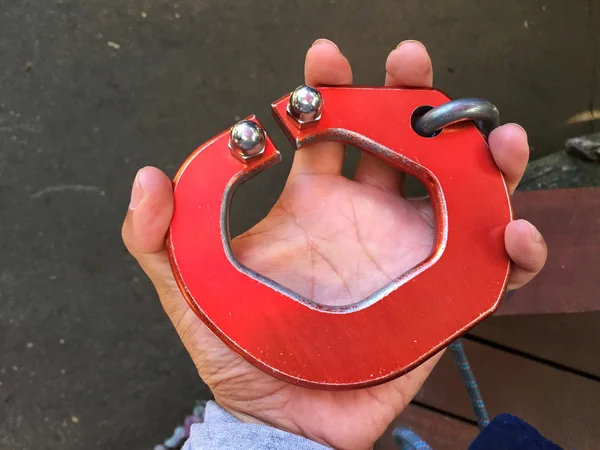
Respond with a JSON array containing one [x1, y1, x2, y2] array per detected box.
[[121, 167, 184, 311], [122, 167, 228, 365], [122, 166, 173, 255]]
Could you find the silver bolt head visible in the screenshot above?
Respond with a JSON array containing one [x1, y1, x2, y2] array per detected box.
[[287, 85, 324, 124], [229, 120, 266, 161]]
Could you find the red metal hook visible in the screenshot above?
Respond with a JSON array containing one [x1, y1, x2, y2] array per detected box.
[[167, 87, 512, 389]]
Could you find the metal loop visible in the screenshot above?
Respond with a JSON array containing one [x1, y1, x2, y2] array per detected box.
[[413, 98, 500, 138]]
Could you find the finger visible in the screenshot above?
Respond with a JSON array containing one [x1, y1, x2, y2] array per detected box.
[[122, 167, 224, 363], [290, 39, 353, 177], [505, 219, 547, 290], [354, 40, 433, 193], [122, 166, 173, 255], [384, 40, 434, 88], [488, 124, 530, 194], [121, 167, 183, 309]]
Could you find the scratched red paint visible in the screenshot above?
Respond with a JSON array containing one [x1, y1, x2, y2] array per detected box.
[[167, 87, 512, 389]]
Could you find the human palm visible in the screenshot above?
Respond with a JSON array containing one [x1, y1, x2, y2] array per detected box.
[[234, 172, 433, 306], [122, 39, 546, 450]]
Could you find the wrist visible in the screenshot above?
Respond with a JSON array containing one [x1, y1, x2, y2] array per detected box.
[[216, 400, 332, 448], [199, 400, 333, 449], [218, 403, 270, 426]]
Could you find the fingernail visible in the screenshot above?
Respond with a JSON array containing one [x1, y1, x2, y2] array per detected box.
[[528, 222, 544, 244], [311, 38, 340, 51], [129, 170, 143, 210], [396, 39, 426, 49], [508, 122, 528, 138]]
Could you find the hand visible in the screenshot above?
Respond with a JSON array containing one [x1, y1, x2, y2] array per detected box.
[[122, 39, 547, 450]]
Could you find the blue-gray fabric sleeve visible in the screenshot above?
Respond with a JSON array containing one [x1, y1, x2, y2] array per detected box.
[[182, 401, 331, 450]]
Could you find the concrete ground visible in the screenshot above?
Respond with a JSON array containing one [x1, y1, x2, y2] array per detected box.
[[1, 0, 598, 448]]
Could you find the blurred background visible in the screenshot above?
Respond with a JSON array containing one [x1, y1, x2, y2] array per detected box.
[[1, 0, 598, 448]]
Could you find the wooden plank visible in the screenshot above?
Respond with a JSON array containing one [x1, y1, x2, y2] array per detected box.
[[495, 187, 600, 315], [472, 312, 600, 378], [375, 404, 478, 450], [415, 340, 600, 449]]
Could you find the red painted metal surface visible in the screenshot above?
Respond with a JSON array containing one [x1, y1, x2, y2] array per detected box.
[[168, 87, 512, 389]]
